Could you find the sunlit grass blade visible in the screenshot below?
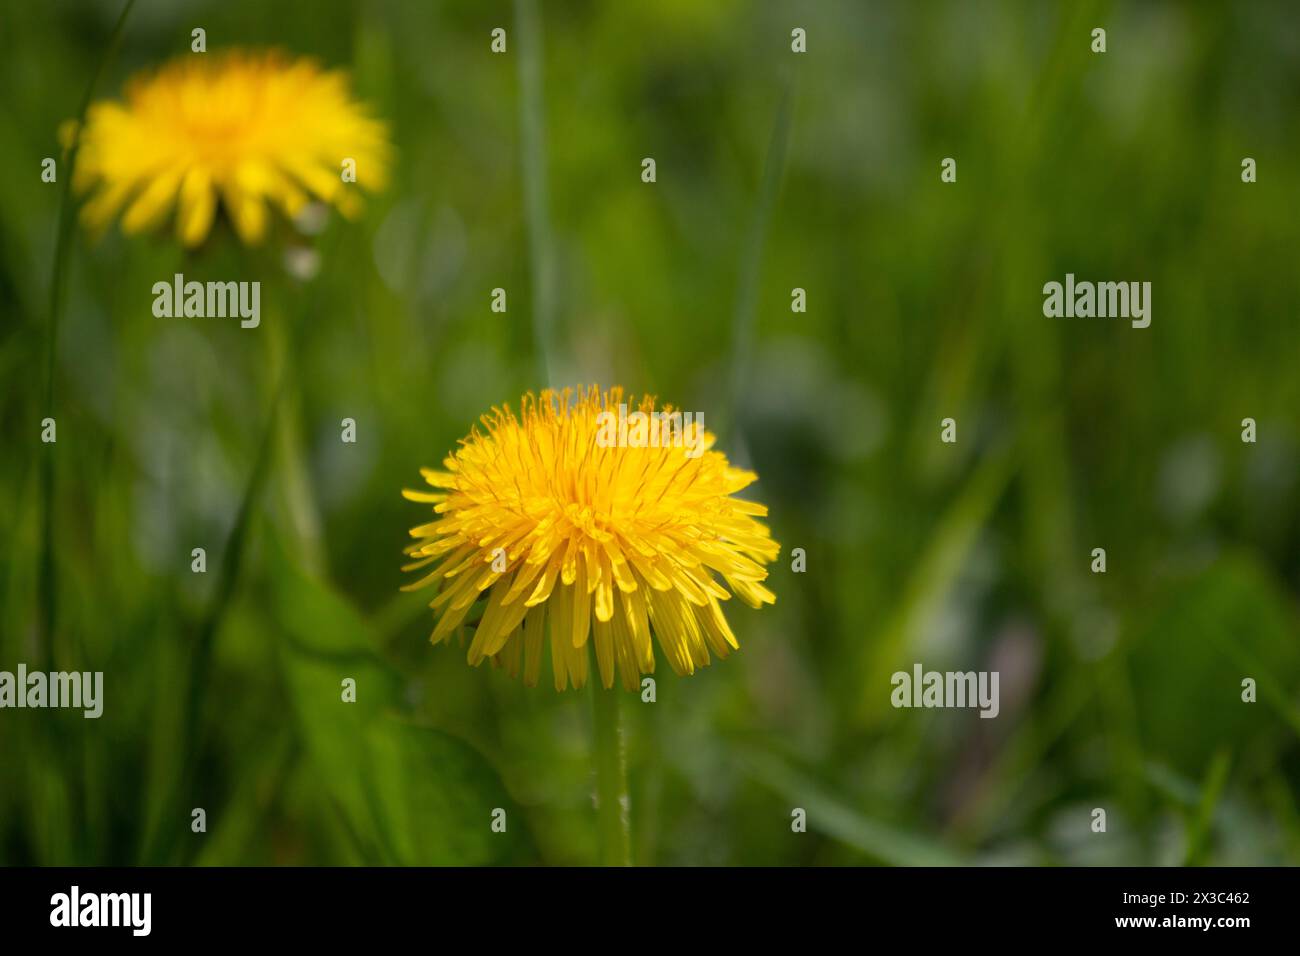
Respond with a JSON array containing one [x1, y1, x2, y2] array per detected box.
[[741, 746, 963, 866], [858, 441, 1017, 723], [1183, 749, 1232, 866], [726, 72, 794, 444]]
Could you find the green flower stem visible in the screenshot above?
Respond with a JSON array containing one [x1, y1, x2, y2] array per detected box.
[[514, 0, 558, 386], [591, 684, 631, 866], [265, 270, 326, 575]]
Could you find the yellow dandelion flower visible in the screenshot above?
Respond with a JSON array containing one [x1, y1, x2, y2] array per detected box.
[[63, 49, 390, 248], [402, 387, 780, 691]]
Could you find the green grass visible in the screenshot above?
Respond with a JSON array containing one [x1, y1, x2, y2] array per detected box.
[[1, 0, 1297, 866]]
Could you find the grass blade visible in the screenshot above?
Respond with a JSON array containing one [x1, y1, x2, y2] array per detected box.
[[726, 73, 794, 442], [514, 0, 558, 386]]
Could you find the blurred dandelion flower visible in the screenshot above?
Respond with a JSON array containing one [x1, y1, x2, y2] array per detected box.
[[402, 387, 779, 691], [62, 49, 390, 248]]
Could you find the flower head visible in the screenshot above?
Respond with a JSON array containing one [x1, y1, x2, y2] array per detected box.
[[403, 387, 779, 691], [63, 49, 390, 248]]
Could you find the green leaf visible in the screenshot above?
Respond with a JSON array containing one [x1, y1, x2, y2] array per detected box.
[[1128, 553, 1300, 776], [269, 537, 524, 865]]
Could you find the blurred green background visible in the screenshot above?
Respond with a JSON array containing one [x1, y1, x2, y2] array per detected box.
[[2, 0, 1298, 866]]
